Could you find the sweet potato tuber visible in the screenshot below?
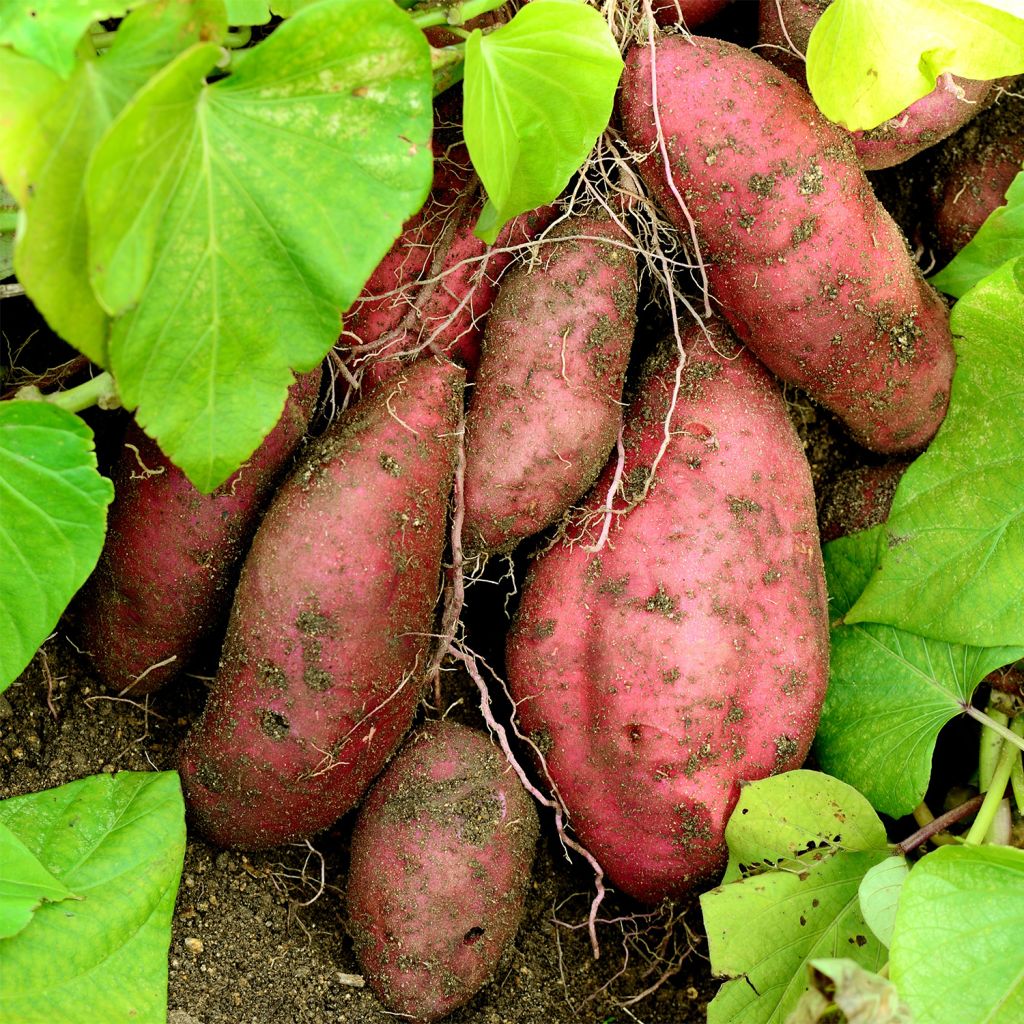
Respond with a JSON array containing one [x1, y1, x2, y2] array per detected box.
[[179, 357, 463, 849]]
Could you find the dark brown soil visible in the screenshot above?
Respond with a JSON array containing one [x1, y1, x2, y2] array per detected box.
[[1, 637, 718, 1024]]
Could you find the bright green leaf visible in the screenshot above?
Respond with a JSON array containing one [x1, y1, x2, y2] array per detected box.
[[0, 1, 228, 365], [0, 1, 141, 78], [931, 170, 1024, 298], [88, 0, 432, 491], [806, 0, 1024, 131], [0, 822, 76, 940], [816, 528, 1024, 817], [0, 402, 113, 691], [890, 845, 1024, 1024], [846, 258, 1024, 647], [702, 772, 890, 1024], [789, 959, 913, 1024], [721, 769, 887, 883], [225, 0, 271, 23], [0, 772, 186, 1023], [857, 855, 908, 949], [463, 0, 622, 243]]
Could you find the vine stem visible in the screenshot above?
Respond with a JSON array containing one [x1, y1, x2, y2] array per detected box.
[[894, 795, 985, 855], [964, 739, 1018, 845], [963, 703, 1024, 754], [411, 0, 509, 30], [15, 371, 120, 413]]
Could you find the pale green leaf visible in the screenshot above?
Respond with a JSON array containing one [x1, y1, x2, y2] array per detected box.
[[0, 822, 76, 940], [463, 0, 622, 243], [846, 258, 1024, 647], [931, 170, 1024, 298], [0, 1, 228, 365], [0, 0, 141, 78], [816, 529, 1024, 817], [787, 959, 913, 1024], [0, 181, 15, 278], [88, 0, 433, 491], [890, 845, 1024, 1024], [0, 772, 186, 1023], [857, 856, 908, 949], [0, 402, 113, 691], [225, 0, 271, 23], [806, 0, 1024, 131], [702, 773, 890, 1024]]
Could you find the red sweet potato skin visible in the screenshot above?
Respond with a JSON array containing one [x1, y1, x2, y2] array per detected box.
[[178, 358, 464, 849], [462, 208, 637, 553], [652, 0, 734, 29], [619, 35, 955, 453], [505, 322, 829, 903], [347, 720, 539, 1022], [74, 369, 321, 695]]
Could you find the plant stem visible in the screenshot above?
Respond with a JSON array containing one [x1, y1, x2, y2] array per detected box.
[[16, 371, 120, 413], [0, 211, 18, 231], [895, 794, 984, 855], [431, 44, 465, 94], [1010, 718, 1024, 815], [224, 27, 252, 48], [964, 739, 1017, 845], [980, 707, 1010, 791], [964, 703, 1024, 754], [411, 0, 509, 31]]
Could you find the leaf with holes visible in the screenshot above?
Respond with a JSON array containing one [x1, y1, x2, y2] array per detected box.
[[87, 0, 433, 491], [0, 822, 76, 941], [0, 402, 113, 690], [815, 527, 1023, 818], [701, 772, 890, 1024]]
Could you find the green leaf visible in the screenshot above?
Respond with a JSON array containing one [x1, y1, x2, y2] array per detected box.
[[0, 1, 142, 78], [789, 959, 914, 1024], [701, 772, 890, 1024], [463, 0, 622, 243], [721, 769, 888, 883], [931, 170, 1024, 298], [846, 258, 1024, 647], [816, 529, 1024, 817], [0, 772, 186, 1023], [88, 0, 433, 491], [857, 856, 908, 949], [0, 1, 228, 365], [890, 844, 1024, 1024], [225, 0, 271, 23], [806, 0, 1024, 131], [0, 822, 76, 940], [0, 402, 113, 691], [0, 181, 16, 278]]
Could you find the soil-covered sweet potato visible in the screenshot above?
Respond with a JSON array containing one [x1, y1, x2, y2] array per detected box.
[[505, 321, 829, 903], [462, 208, 637, 553], [652, 0, 734, 29], [819, 460, 908, 542], [179, 357, 464, 849], [619, 34, 955, 453], [758, 0, 995, 170], [73, 368, 321, 695], [347, 720, 539, 1022]]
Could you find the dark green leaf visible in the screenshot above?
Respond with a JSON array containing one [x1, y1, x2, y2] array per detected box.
[[0, 402, 113, 690], [0, 772, 186, 1022], [816, 529, 1024, 817], [847, 258, 1024, 647], [88, 0, 433, 490], [463, 0, 622, 243]]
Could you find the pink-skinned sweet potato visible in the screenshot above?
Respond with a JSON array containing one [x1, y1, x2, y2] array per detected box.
[[758, 0, 995, 169], [462, 207, 637, 553], [178, 357, 464, 849], [619, 34, 955, 454], [346, 719, 539, 1022], [505, 320, 829, 903], [73, 368, 321, 696], [819, 460, 908, 542]]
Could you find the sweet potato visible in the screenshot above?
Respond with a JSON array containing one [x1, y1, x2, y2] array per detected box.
[[347, 720, 539, 1022], [619, 34, 955, 454], [652, 0, 734, 29], [505, 321, 829, 903], [178, 357, 464, 849], [462, 208, 637, 553], [819, 460, 908, 542], [73, 368, 320, 695], [758, 0, 995, 170]]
